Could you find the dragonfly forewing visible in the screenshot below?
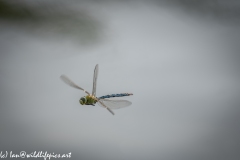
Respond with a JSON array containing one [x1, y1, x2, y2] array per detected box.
[[98, 100, 115, 115], [60, 75, 90, 95], [92, 64, 99, 96]]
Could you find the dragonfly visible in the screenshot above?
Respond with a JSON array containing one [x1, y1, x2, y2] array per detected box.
[[60, 64, 133, 115]]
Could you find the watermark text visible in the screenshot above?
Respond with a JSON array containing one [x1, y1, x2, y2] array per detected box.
[[0, 151, 71, 160]]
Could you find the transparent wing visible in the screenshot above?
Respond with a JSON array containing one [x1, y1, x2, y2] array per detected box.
[[98, 99, 132, 109], [92, 64, 99, 96], [98, 100, 115, 115], [60, 75, 90, 95]]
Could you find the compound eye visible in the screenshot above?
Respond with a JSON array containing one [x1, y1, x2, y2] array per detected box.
[[79, 97, 86, 105]]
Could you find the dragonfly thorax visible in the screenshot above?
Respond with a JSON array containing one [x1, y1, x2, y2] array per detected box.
[[79, 95, 97, 105]]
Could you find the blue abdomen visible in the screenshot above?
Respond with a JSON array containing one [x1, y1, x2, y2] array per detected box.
[[98, 93, 133, 99]]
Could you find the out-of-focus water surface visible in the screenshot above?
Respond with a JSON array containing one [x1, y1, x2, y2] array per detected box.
[[1, 0, 240, 160]]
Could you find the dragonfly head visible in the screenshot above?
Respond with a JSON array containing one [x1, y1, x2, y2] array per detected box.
[[79, 97, 87, 105]]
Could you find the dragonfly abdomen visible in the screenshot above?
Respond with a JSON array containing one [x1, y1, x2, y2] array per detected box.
[[98, 93, 133, 99]]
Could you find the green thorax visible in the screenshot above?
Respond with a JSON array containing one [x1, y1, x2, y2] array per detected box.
[[79, 95, 97, 105], [86, 95, 97, 105]]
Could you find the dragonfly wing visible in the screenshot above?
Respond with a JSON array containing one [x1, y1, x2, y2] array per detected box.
[[92, 64, 99, 96], [98, 100, 115, 115], [98, 99, 132, 109], [60, 75, 90, 95]]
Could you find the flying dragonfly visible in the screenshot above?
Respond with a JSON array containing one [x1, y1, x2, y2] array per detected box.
[[60, 64, 133, 115]]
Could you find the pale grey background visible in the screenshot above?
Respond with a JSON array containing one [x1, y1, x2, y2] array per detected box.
[[0, 0, 240, 160]]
